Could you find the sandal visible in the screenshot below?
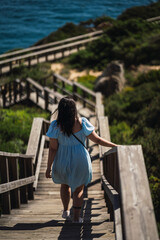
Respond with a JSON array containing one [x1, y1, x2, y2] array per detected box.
[[62, 210, 71, 220]]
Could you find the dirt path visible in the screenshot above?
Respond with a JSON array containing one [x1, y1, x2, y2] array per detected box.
[[51, 63, 101, 81]]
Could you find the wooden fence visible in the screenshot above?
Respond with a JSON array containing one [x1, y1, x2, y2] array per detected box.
[[0, 74, 96, 111], [0, 152, 35, 214], [0, 31, 103, 75], [96, 93, 159, 240]]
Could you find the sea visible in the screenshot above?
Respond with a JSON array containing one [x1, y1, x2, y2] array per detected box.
[[0, 0, 156, 54]]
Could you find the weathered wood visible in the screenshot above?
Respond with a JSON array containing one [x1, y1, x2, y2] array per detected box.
[[0, 176, 35, 194], [0, 156, 11, 214], [8, 157, 20, 209], [26, 157, 34, 200], [98, 116, 111, 156], [26, 118, 43, 165], [0, 36, 101, 74], [19, 158, 28, 203], [0, 152, 34, 158], [33, 135, 46, 190], [26, 78, 44, 92], [117, 145, 159, 240]]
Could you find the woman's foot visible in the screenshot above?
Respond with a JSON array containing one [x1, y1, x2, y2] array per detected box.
[[62, 210, 71, 220], [72, 217, 83, 223]]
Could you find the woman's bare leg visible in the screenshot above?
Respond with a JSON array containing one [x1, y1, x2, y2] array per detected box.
[[60, 184, 71, 211], [73, 185, 84, 221]]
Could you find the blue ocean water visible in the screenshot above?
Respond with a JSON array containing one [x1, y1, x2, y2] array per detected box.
[[0, 0, 155, 54]]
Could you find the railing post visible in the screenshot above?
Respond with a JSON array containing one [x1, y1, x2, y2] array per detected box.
[[82, 90, 86, 107], [53, 74, 57, 92], [19, 158, 28, 203], [26, 157, 34, 200], [0, 156, 11, 214], [2, 84, 7, 108], [9, 82, 12, 104], [9, 62, 12, 72], [26, 80, 30, 99], [73, 83, 77, 101], [62, 81, 65, 95], [44, 87, 49, 111], [13, 80, 17, 104], [8, 157, 20, 209], [36, 88, 39, 103], [28, 58, 31, 68]]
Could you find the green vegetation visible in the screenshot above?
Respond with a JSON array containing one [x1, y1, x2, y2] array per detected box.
[[118, 1, 160, 20], [77, 75, 96, 90], [0, 105, 50, 153], [68, 18, 160, 69], [104, 70, 160, 230]]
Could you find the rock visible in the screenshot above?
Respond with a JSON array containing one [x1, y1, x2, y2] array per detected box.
[[94, 61, 126, 96]]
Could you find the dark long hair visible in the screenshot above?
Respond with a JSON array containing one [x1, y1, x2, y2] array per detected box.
[[57, 97, 78, 136]]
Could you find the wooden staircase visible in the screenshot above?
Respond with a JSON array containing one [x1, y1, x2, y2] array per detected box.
[[0, 115, 115, 240], [0, 76, 159, 240]]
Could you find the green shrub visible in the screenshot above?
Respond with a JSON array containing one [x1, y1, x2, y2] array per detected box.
[[149, 175, 160, 222], [0, 106, 50, 154], [118, 1, 160, 20], [77, 75, 96, 90]]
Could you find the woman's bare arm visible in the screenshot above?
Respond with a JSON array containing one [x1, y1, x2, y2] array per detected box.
[[46, 138, 58, 178], [88, 130, 117, 148]]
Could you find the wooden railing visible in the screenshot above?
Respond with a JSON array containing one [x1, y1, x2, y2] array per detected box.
[[0, 31, 103, 60], [26, 118, 50, 190], [52, 73, 96, 109], [0, 117, 50, 214], [147, 16, 160, 23], [0, 31, 103, 75], [96, 93, 159, 240], [0, 152, 35, 214], [0, 74, 96, 111]]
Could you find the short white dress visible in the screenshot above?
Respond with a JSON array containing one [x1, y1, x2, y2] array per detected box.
[[46, 117, 94, 192]]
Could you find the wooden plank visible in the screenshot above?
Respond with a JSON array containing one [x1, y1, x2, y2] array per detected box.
[[26, 77, 44, 91], [8, 157, 20, 209], [26, 118, 43, 164], [98, 116, 111, 156], [54, 73, 73, 86], [33, 135, 46, 190], [19, 158, 28, 204], [0, 176, 35, 194], [101, 175, 123, 240], [117, 145, 159, 240], [0, 152, 34, 158], [0, 36, 100, 65], [0, 156, 11, 214]]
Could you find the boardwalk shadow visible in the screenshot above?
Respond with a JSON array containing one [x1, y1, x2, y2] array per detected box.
[[0, 220, 64, 230]]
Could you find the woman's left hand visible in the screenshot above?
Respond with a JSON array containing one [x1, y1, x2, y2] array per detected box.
[[45, 168, 52, 178]]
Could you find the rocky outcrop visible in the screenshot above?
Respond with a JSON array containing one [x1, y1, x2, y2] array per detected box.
[[94, 61, 126, 97]]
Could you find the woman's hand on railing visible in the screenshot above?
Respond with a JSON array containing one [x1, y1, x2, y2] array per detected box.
[[45, 168, 52, 178]]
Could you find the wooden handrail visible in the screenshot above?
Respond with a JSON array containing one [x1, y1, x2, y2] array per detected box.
[[0, 153, 34, 214], [0, 36, 100, 65], [95, 91, 158, 239], [147, 16, 160, 22], [0, 176, 36, 194], [0, 30, 103, 59]]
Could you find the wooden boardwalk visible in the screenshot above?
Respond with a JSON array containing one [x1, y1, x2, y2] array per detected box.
[[0, 115, 115, 240]]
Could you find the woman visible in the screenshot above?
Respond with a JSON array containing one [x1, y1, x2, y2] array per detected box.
[[45, 97, 117, 223]]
